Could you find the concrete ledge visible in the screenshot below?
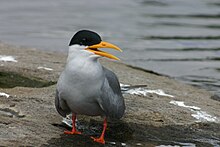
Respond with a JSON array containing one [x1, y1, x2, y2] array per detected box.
[[0, 43, 220, 146]]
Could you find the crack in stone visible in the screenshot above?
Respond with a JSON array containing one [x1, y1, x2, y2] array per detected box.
[[0, 107, 25, 118]]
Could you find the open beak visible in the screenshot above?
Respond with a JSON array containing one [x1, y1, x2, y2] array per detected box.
[[85, 41, 122, 60]]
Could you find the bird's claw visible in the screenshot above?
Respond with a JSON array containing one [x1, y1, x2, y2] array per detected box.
[[64, 130, 82, 135], [91, 136, 105, 144]]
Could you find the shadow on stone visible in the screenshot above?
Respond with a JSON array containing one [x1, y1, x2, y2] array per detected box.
[[44, 120, 220, 146], [211, 94, 220, 102], [0, 71, 56, 88], [43, 120, 133, 147], [42, 134, 104, 147]]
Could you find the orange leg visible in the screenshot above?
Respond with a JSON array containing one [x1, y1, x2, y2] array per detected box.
[[91, 117, 107, 144], [64, 114, 82, 135]]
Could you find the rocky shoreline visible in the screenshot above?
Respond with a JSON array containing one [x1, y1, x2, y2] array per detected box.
[[0, 43, 220, 146]]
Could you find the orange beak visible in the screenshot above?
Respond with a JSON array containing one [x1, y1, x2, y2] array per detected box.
[[85, 41, 122, 60]]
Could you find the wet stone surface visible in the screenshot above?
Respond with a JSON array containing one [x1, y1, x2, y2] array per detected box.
[[0, 43, 220, 146]]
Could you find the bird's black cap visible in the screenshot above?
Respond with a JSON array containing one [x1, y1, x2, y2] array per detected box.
[[69, 30, 102, 46]]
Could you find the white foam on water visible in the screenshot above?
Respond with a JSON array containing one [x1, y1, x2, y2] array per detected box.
[[37, 66, 53, 71], [156, 145, 180, 147], [0, 55, 17, 62], [61, 115, 81, 129], [125, 88, 174, 97], [120, 83, 130, 87], [0, 92, 10, 98], [169, 100, 201, 110], [120, 83, 174, 97], [108, 141, 116, 145], [121, 143, 126, 146], [194, 138, 220, 147], [156, 142, 196, 147], [192, 111, 218, 122], [62, 117, 72, 128], [170, 100, 219, 122], [136, 143, 142, 146]]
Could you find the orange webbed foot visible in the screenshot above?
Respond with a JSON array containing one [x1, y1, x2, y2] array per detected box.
[[64, 114, 82, 135], [91, 136, 105, 144]]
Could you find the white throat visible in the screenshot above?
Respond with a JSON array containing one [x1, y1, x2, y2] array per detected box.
[[67, 45, 100, 63], [64, 45, 104, 86]]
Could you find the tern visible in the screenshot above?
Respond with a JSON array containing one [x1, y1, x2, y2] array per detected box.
[[55, 30, 125, 144]]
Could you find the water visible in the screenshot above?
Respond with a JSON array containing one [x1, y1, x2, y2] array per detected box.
[[1, 0, 220, 96]]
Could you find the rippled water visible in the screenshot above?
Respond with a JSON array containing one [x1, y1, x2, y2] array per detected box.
[[0, 0, 220, 96]]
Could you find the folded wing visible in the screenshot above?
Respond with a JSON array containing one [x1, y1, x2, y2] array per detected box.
[[98, 67, 125, 119]]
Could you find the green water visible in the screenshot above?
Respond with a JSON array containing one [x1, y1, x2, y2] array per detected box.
[[0, 0, 220, 96]]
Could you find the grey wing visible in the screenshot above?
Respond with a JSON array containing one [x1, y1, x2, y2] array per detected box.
[[99, 67, 125, 119], [55, 89, 71, 117]]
